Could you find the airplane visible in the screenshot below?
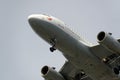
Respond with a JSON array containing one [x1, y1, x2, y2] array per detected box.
[[28, 14, 120, 80]]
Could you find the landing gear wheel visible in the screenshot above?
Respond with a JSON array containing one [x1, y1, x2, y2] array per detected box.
[[49, 38, 57, 52], [50, 47, 56, 52]]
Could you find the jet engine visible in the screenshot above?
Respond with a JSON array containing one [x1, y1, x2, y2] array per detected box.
[[97, 31, 120, 54], [41, 66, 65, 80]]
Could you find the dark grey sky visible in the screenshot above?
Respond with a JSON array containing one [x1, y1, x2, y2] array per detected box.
[[1, 0, 120, 80]]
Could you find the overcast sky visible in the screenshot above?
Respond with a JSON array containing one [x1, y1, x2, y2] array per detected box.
[[1, 0, 120, 80]]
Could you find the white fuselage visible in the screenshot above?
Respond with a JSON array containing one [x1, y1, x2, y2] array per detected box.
[[28, 14, 117, 80]]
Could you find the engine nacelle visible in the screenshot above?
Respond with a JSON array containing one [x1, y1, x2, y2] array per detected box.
[[97, 31, 120, 54], [41, 66, 65, 80]]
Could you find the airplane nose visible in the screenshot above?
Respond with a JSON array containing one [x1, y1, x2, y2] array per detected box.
[[28, 14, 45, 28], [28, 14, 37, 24], [28, 14, 36, 20], [28, 14, 42, 23], [28, 14, 50, 35]]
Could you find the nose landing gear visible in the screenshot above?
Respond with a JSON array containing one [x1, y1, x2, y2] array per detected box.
[[50, 47, 56, 52], [49, 38, 56, 52]]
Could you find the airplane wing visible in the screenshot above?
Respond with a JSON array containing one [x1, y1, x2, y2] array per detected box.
[[90, 39, 120, 60], [90, 43, 119, 64], [59, 61, 93, 80], [90, 44, 114, 60], [91, 31, 120, 61]]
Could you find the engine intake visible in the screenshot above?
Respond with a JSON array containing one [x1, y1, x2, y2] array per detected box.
[[97, 31, 120, 54], [97, 31, 106, 41], [41, 66, 49, 75], [41, 66, 65, 80]]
